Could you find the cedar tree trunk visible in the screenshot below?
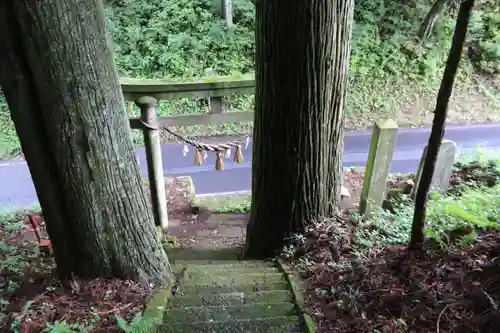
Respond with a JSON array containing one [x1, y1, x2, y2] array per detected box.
[[243, 0, 354, 259], [0, 0, 174, 285]]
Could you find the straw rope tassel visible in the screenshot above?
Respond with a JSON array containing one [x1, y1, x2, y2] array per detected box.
[[193, 149, 203, 166], [215, 151, 225, 171], [234, 145, 244, 163]]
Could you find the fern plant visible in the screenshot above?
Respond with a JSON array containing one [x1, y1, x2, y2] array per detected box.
[[43, 316, 99, 333], [115, 312, 157, 333]]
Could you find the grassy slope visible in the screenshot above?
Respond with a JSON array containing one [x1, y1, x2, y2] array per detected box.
[[0, 0, 498, 159]]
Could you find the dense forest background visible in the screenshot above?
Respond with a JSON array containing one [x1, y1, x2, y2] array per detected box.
[[0, 0, 498, 158]]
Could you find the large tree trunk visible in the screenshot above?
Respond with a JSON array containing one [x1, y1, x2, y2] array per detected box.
[[243, 0, 354, 259], [0, 0, 174, 286]]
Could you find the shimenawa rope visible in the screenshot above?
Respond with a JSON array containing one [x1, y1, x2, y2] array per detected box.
[[140, 118, 250, 171]]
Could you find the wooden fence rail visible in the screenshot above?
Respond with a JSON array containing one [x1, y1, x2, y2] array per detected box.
[[121, 74, 255, 231], [121, 75, 255, 129], [0, 75, 256, 231], [1, 75, 403, 235]]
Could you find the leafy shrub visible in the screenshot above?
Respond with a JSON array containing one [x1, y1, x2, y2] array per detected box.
[[105, 0, 255, 137], [0, 0, 499, 159], [359, 181, 500, 248], [467, 0, 500, 74], [0, 96, 20, 158], [106, 0, 254, 78]]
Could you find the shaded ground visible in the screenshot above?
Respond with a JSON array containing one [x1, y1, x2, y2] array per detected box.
[[298, 222, 500, 333], [0, 213, 155, 333], [284, 162, 500, 333], [1, 162, 497, 332], [0, 179, 248, 333]]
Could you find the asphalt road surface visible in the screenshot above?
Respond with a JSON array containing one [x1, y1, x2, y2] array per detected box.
[[1, 123, 499, 210]]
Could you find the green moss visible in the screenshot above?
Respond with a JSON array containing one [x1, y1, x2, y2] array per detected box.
[[164, 302, 295, 323], [175, 264, 279, 274], [141, 287, 172, 332], [161, 315, 301, 333], [277, 259, 317, 333], [169, 290, 293, 308], [177, 280, 290, 296], [181, 271, 286, 286], [193, 193, 251, 213], [165, 247, 242, 261]]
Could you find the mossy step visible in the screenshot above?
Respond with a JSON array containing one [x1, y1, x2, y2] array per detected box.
[[181, 272, 286, 286], [172, 260, 275, 268], [166, 247, 242, 261], [169, 290, 294, 308], [165, 301, 296, 323], [176, 280, 290, 296], [174, 264, 280, 275], [161, 315, 302, 333]]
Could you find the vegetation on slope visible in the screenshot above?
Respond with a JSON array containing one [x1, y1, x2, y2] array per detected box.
[[0, 0, 498, 158]]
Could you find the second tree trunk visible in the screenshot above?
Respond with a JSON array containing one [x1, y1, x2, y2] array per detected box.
[[244, 0, 355, 259]]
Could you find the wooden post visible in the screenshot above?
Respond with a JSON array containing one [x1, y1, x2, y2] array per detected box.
[[359, 119, 398, 216], [221, 0, 233, 28], [209, 96, 223, 114], [136, 96, 169, 231]]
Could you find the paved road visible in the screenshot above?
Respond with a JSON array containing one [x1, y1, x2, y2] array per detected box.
[[1, 123, 499, 210]]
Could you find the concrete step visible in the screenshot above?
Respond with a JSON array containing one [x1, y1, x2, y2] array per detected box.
[[169, 290, 294, 308], [166, 247, 242, 261], [174, 264, 280, 275], [161, 315, 302, 333], [164, 302, 296, 323], [176, 279, 290, 296], [172, 260, 275, 267], [181, 272, 286, 286]]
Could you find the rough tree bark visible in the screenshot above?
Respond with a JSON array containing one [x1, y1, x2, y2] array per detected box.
[[409, 0, 474, 252], [0, 0, 174, 285], [243, 0, 355, 259], [418, 0, 454, 42]]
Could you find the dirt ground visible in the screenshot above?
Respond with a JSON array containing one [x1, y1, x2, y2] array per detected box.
[[0, 213, 156, 333], [286, 161, 500, 333], [298, 222, 500, 333], [0, 178, 249, 333], [1, 162, 497, 332]]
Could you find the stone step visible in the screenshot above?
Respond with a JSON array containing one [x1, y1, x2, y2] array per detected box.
[[172, 260, 275, 267], [176, 280, 290, 296], [161, 315, 302, 333], [166, 247, 242, 261], [169, 290, 294, 308], [165, 302, 296, 323], [181, 272, 286, 286], [174, 264, 280, 275]]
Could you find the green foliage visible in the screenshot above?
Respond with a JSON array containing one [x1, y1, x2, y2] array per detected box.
[[106, 0, 254, 78], [457, 145, 500, 166], [212, 201, 251, 213], [346, 0, 462, 116], [115, 312, 156, 333], [357, 181, 500, 249], [0, 0, 499, 159], [0, 209, 44, 329], [467, 0, 500, 74], [42, 316, 100, 333], [0, 96, 20, 158], [105, 0, 254, 136], [0, 211, 33, 281]]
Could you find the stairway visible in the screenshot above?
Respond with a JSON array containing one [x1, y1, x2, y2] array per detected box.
[[160, 247, 312, 333]]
